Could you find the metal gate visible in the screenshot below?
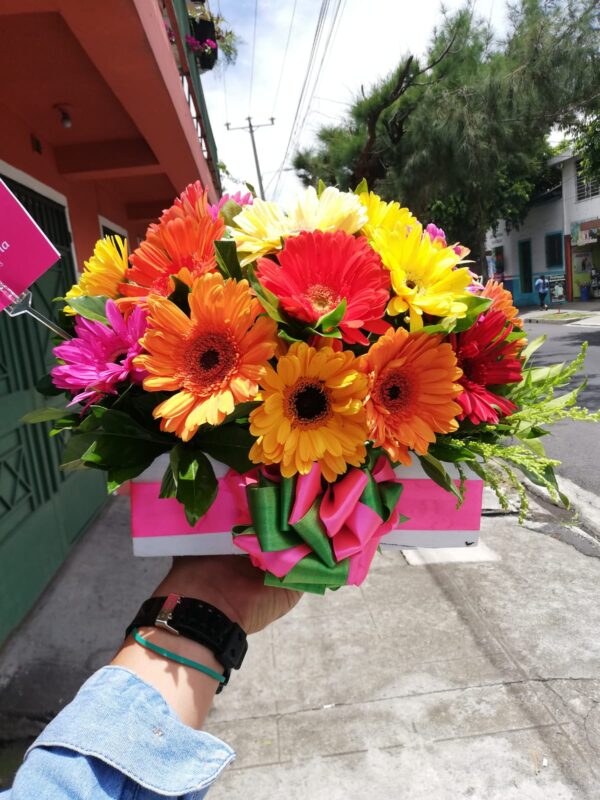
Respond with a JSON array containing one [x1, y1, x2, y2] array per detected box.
[[0, 176, 106, 645]]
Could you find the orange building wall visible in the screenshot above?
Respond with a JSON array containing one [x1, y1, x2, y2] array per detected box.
[[0, 102, 143, 271]]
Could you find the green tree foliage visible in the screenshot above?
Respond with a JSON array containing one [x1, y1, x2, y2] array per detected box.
[[294, 1, 599, 267]]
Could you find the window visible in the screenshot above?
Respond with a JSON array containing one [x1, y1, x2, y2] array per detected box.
[[545, 232, 563, 268], [576, 162, 600, 201], [518, 240, 533, 293]]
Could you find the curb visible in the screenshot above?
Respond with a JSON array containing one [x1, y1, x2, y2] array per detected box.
[[524, 314, 594, 325], [524, 477, 600, 543]]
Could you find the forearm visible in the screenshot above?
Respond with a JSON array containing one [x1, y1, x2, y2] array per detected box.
[[112, 560, 233, 730]]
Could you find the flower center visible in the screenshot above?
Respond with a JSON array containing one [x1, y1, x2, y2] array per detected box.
[[183, 330, 239, 392], [375, 369, 413, 414], [286, 378, 332, 427], [405, 279, 417, 290], [305, 283, 339, 314]]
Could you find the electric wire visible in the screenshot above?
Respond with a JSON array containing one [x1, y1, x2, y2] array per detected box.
[[271, 0, 299, 117], [295, 0, 346, 149], [248, 0, 259, 113], [270, 0, 331, 196], [271, 0, 348, 198]]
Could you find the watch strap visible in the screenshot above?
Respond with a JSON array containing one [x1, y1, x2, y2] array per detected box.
[[125, 595, 248, 671]]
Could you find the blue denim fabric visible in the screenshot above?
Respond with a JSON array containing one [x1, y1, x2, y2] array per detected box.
[[1, 666, 234, 799]]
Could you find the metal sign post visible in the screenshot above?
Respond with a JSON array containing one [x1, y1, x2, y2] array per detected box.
[[0, 280, 71, 339]]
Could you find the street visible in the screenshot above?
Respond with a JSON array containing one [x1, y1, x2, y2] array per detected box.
[[525, 320, 600, 494]]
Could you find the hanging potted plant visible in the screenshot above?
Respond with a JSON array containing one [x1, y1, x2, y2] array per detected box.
[[185, 1, 239, 72], [185, 33, 218, 71]]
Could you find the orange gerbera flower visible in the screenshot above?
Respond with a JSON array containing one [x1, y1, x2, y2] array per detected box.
[[135, 273, 278, 440], [361, 328, 463, 465], [159, 180, 211, 226], [480, 279, 523, 328], [120, 213, 225, 303]]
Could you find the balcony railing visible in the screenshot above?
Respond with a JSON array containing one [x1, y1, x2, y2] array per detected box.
[[164, 0, 222, 195]]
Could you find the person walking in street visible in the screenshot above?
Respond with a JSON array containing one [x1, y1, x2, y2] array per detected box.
[[535, 274, 549, 309]]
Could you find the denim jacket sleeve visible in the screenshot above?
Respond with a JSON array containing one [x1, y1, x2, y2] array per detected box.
[[1, 665, 235, 799]]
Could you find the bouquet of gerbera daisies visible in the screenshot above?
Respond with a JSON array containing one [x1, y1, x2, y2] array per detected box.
[[27, 180, 599, 593]]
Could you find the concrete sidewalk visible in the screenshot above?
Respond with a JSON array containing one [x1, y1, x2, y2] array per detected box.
[[1, 493, 600, 798], [520, 299, 600, 326]]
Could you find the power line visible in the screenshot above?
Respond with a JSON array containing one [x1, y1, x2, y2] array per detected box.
[[271, 0, 298, 117], [248, 0, 259, 113], [295, 0, 346, 149], [271, 0, 331, 196]]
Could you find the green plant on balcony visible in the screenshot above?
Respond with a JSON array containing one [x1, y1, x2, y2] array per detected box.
[[186, 1, 239, 71]]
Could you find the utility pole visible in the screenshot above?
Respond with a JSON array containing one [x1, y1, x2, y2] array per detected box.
[[225, 117, 274, 200]]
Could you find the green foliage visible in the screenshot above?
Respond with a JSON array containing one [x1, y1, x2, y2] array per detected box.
[[167, 445, 218, 527], [64, 296, 109, 323], [214, 239, 243, 281], [294, 1, 600, 264], [433, 340, 599, 520]]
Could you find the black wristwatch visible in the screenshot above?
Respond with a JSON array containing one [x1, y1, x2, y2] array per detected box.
[[126, 594, 248, 691]]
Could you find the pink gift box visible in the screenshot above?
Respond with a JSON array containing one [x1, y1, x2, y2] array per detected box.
[[130, 456, 483, 557]]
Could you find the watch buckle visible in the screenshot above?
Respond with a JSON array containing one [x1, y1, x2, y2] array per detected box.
[[155, 593, 181, 635]]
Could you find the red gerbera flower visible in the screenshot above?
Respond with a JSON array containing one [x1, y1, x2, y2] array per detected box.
[[256, 230, 390, 345], [450, 310, 523, 425]]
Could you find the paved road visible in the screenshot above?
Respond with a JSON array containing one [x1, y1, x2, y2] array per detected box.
[[525, 320, 600, 494]]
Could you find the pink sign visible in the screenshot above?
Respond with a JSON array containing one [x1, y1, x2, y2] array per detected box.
[[0, 179, 61, 312]]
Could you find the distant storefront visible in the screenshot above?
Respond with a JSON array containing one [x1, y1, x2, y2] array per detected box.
[[570, 218, 600, 300], [486, 150, 600, 306]]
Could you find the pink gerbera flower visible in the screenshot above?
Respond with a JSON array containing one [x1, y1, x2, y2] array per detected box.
[[450, 310, 523, 425], [256, 230, 391, 345], [209, 191, 254, 221], [52, 301, 147, 406]]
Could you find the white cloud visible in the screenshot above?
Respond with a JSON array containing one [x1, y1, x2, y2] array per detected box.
[[202, 0, 507, 204]]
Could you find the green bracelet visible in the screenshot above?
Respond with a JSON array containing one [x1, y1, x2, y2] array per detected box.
[[131, 628, 226, 685]]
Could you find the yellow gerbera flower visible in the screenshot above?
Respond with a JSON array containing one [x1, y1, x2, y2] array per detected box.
[[231, 199, 292, 266], [371, 223, 473, 330], [287, 186, 367, 235], [231, 187, 367, 266], [65, 236, 128, 312], [359, 191, 417, 240], [135, 273, 278, 441], [249, 341, 368, 482]]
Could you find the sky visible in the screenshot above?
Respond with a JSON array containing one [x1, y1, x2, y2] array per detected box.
[[202, 0, 509, 205]]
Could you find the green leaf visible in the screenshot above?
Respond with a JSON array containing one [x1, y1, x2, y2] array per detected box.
[[520, 335, 546, 364], [429, 441, 477, 462], [49, 414, 81, 436], [317, 178, 327, 197], [36, 373, 65, 397], [245, 182, 257, 198], [214, 239, 243, 281], [60, 409, 170, 473], [354, 178, 368, 195], [159, 463, 177, 499], [107, 462, 151, 493], [246, 265, 287, 323], [315, 298, 347, 331], [195, 423, 255, 473], [218, 199, 243, 227], [21, 407, 69, 424], [442, 294, 493, 333], [167, 276, 191, 314], [417, 453, 462, 501], [170, 445, 218, 526], [65, 295, 109, 323]]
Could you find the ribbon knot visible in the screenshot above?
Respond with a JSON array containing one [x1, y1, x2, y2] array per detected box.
[[232, 456, 405, 594]]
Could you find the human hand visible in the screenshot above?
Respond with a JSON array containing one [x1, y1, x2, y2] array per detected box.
[[154, 555, 302, 634]]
